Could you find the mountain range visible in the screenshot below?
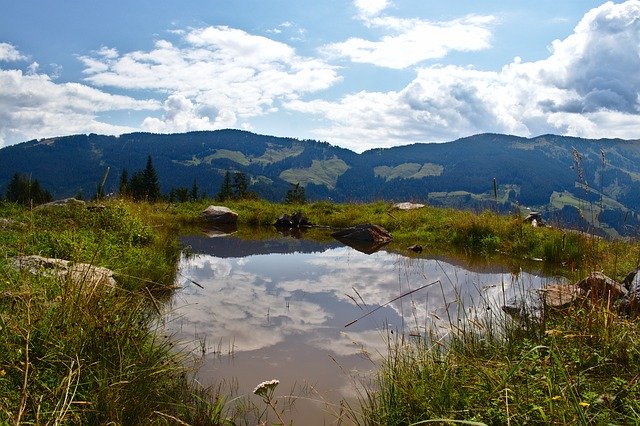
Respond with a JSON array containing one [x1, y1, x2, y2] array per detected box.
[[2, 130, 640, 237]]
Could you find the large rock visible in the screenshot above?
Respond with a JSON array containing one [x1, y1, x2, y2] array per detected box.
[[540, 284, 583, 309], [201, 205, 238, 224], [620, 267, 640, 316], [10, 255, 116, 295], [576, 272, 627, 301]]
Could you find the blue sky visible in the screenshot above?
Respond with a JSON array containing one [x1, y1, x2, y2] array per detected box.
[[1, 0, 639, 151]]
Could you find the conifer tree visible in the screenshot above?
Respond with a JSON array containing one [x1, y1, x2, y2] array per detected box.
[[143, 155, 161, 202], [216, 171, 233, 201], [118, 169, 130, 197], [284, 183, 306, 204], [5, 173, 53, 206], [233, 172, 248, 199], [190, 178, 199, 201]]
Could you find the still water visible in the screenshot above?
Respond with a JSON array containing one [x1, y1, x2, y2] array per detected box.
[[165, 230, 549, 424]]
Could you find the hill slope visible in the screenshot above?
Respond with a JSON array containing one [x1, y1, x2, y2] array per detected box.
[[2, 130, 640, 236]]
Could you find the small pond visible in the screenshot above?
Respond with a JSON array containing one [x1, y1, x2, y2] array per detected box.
[[164, 229, 551, 424]]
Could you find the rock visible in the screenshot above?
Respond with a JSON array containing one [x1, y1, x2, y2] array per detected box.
[[332, 223, 392, 244], [408, 244, 423, 253], [540, 284, 583, 309], [392, 202, 425, 210], [201, 205, 238, 224], [620, 267, 640, 316], [274, 212, 311, 229], [10, 255, 116, 295], [523, 212, 544, 226], [576, 272, 627, 301], [0, 218, 18, 228], [35, 198, 85, 209]]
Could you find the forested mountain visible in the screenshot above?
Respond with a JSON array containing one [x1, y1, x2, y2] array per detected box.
[[2, 130, 640, 237]]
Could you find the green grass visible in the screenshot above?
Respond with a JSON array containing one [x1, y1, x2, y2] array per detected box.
[[0, 200, 229, 424], [2, 197, 639, 424], [360, 294, 640, 425]]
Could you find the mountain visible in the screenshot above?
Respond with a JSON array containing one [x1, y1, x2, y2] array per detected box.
[[2, 130, 640, 237]]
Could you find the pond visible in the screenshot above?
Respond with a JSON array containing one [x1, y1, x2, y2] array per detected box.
[[164, 229, 551, 424]]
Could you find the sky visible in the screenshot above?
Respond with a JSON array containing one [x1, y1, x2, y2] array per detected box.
[[1, 0, 640, 152]]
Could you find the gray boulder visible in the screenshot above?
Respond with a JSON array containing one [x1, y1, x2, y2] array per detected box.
[[10, 255, 116, 296], [201, 205, 238, 224], [576, 272, 627, 301]]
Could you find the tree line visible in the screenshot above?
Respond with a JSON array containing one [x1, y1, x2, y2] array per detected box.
[[3, 154, 306, 206]]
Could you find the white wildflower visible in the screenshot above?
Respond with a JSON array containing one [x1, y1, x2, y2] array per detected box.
[[253, 379, 279, 398]]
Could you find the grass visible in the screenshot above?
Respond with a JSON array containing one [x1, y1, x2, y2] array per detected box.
[[1, 197, 639, 424], [0, 200, 228, 424], [359, 289, 640, 425]]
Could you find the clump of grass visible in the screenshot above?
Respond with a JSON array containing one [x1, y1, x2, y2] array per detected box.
[[0, 200, 229, 424], [359, 276, 640, 424]]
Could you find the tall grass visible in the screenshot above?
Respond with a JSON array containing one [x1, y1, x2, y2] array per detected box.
[[0, 200, 229, 424], [358, 252, 640, 425]]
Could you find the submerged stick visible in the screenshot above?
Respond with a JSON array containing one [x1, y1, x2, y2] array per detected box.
[[344, 279, 441, 328]]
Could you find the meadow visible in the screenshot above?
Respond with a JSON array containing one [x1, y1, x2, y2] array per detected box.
[[1, 198, 639, 424]]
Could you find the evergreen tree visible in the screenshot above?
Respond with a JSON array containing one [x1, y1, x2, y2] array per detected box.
[[143, 155, 161, 202], [284, 183, 306, 204], [216, 171, 233, 201], [118, 169, 130, 197], [190, 178, 199, 201], [233, 172, 248, 199], [6, 173, 53, 206], [129, 170, 146, 201]]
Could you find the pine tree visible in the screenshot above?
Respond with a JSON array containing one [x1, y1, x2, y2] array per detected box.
[[5, 173, 52, 206], [233, 172, 248, 199], [118, 169, 130, 197], [284, 183, 306, 204], [143, 155, 161, 202], [190, 178, 199, 201], [216, 171, 233, 201]]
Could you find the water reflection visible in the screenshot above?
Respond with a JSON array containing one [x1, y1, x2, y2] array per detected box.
[[166, 233, 550, 424]]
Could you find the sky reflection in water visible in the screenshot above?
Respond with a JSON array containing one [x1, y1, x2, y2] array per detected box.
[[165, 234, 549, 423]]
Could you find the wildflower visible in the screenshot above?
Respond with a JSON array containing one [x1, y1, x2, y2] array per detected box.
[[579, 401, 590, 407], [551, 395, 561, 401], [0, 369, 5, 377], [253, 379, 279, 398]]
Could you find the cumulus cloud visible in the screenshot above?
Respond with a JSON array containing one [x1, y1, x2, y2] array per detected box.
[[290, 1, 640, 150], [322, 12, 495, 69], [79, 26, 340, 133], [0, 42, 27, 62], [0, 66, 159, 147], [354, 0, 391, 18]]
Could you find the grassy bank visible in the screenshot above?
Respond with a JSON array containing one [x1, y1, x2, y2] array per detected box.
[[0, 200, 227, 424], [172, 199, 639, 280], [361, 286, 640, 424]]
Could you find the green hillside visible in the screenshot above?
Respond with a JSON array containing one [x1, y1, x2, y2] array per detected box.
[[2, 130, 640, 236]]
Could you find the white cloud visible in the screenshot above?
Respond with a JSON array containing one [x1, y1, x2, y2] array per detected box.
[[323, 14, 495, 69], [354, 0, 391, 18], [0, 42, 27, 62], [79, 25, 340, 133], [0, 68, 159, 147], [290, 1, 640, 151]]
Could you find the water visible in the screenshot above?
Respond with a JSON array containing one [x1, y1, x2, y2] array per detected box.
[[164, 231, 549, 424]]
